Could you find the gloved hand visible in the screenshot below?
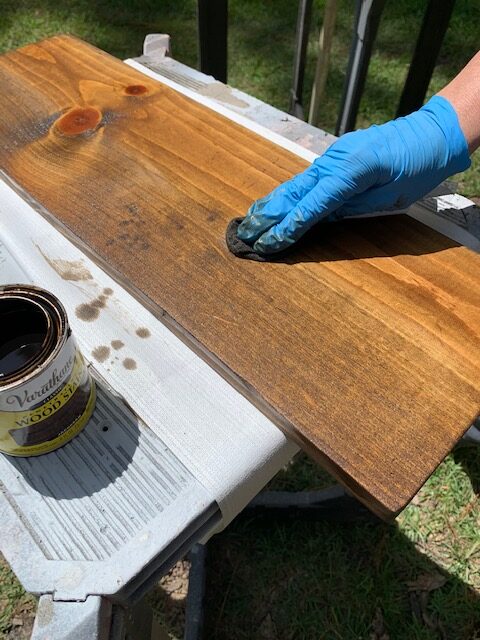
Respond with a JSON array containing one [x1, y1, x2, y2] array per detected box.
[[237, 95, 471, 255]]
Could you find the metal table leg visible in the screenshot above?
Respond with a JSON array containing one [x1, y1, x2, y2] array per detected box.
[[335, 0, 386, 136], [247, 485, 377, 521], [30, 595, 164, 640], [31, 595, 112, 640], [308, 0, 338, 127], [184, 544, 208, 640], [396, 0, 456, 117], [289, 0, 314, 119], [197, 0, 228, 83]]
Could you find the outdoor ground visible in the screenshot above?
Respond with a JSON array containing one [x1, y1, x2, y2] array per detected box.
[[0, 1, 479, 638]]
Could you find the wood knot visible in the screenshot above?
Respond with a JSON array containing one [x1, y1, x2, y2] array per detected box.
[[124, 84, 148, 96], [55, 107, 102, 136]]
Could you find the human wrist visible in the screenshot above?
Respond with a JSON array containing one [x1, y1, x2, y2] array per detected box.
[[437, 91, 480, 154], [437, 51, 480, 154], [418, 95, 471, 174]]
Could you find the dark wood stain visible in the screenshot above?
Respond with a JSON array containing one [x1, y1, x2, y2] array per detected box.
[[1, 36, 480, 518], [111, 340, 124, 350], [136, 327, 150, 339]]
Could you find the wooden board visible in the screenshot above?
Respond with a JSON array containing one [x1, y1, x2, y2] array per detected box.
[[0, 36, 479, 518]]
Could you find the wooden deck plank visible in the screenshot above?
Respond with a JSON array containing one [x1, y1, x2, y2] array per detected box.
[[0, 35, 479, 518]]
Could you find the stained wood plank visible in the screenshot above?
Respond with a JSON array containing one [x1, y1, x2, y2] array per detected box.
[[0, 36, 479, 518]]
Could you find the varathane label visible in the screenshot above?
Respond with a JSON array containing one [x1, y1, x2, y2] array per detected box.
[[0, 286, 95, 456]]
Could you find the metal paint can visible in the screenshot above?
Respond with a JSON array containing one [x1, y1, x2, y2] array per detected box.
[[0, 284, 95, 456]]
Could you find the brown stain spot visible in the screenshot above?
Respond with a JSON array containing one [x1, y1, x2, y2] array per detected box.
[[111, 340, 124, 350], [116, 229, 150, 251], [197, 82, 249, 108], [92, 345, 110, 363], [75, 292, 110, 322], [126, 203, 139, 216], [55, 262, 92, 281], [136, 327, 151, 339], [125, 84, 148, 96], [55, 106, 102, 137], [103, 288, 113, 296], [91, 295, 107, 309], [76, 303, 99, 322], [36, 245, 93, 281], [123, 357, 137, 370]]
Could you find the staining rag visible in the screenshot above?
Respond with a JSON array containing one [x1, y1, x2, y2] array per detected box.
[[225, 217, 292, 262]]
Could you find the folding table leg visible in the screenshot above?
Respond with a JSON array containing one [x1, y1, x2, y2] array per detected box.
[[30, 594, 165, 640], [289, 0, 314, 119], [335, 0, 386, 136], [396, 0, 456, 117], [184, 544, 208, 640], [197, 0, 228, 83], [120, 598, 157, 640], [246, 485, 377, 521], [31, 595, 112, 640]]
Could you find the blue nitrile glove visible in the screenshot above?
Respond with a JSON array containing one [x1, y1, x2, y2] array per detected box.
[[237, 96, 471, 255]]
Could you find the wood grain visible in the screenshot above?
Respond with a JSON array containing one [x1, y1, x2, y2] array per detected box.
[[0, 35, 479, 518]]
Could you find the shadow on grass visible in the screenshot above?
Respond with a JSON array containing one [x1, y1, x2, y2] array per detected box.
[[453, 444, 480, 496], [203, 517, 479, 640], [150, 511, 480, 640], [149, 455, 480, 640]]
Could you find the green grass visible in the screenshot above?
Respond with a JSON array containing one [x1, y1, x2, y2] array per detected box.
[[0, 558, 35, 638], [0, 1, 479, 638], [149, 451, 480, 640]]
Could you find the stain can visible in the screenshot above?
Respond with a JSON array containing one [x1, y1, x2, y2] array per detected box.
[[0, 285, 95, 456]]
